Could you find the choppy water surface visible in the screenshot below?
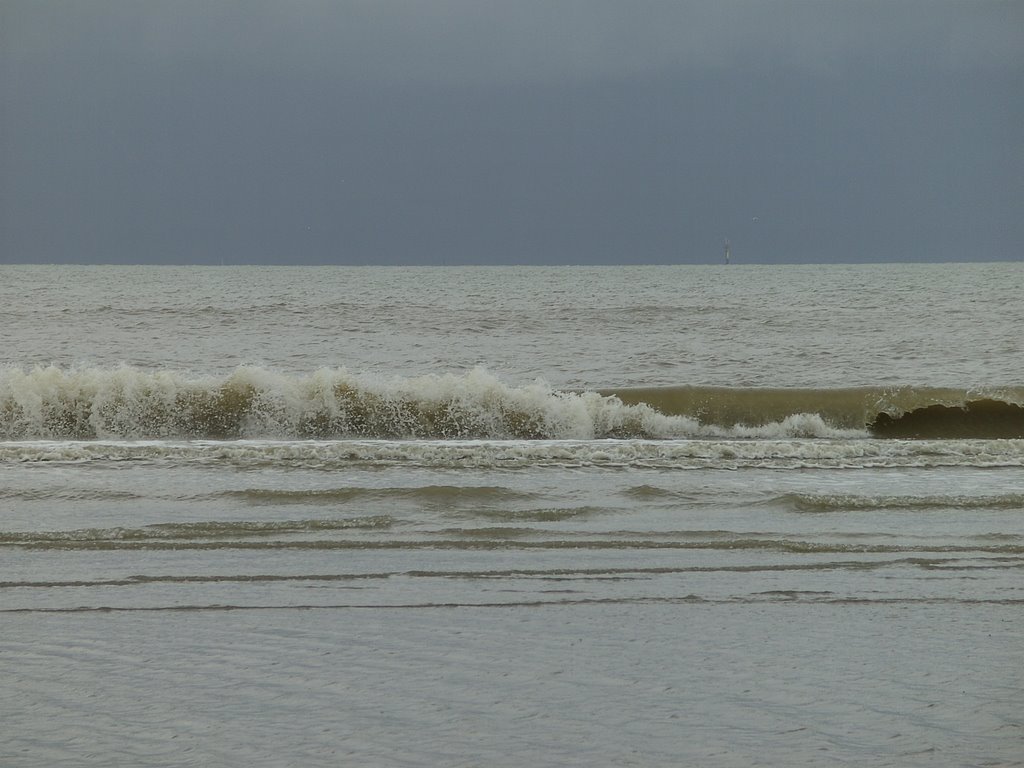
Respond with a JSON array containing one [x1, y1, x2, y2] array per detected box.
[[2, 263, 1022, 767]]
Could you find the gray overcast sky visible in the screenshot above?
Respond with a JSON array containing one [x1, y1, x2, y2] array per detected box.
[[2, 1, 1021, 264]]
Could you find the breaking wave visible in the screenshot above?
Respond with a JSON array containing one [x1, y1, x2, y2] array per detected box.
[[605, 384, 1024, 439], [0, 365, 1020, 441], [0, 365, 860, 441]]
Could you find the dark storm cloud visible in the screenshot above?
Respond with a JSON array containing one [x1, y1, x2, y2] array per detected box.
[[2, 1, 1021, 264]]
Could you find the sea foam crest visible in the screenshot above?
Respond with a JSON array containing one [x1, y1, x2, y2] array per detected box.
[[0, 364, 861, 441]]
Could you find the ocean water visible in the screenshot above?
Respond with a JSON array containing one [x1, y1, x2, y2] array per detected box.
[[1, 263, 1022, 767]]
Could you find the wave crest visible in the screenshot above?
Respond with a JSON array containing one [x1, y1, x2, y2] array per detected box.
[[3, 365, 1018, 440], [0, 365, 702, 440]]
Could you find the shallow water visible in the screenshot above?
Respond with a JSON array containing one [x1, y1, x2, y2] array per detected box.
[[5, 604, 1021, 767]]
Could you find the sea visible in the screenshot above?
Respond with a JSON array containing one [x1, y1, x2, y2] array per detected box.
[[2, 262, 1022, 767]]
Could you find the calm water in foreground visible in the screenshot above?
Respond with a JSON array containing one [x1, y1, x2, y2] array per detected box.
[[2, 263, 1022, 767]]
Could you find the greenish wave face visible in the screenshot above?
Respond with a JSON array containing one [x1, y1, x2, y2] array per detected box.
[[605, 385, 1024, 438]]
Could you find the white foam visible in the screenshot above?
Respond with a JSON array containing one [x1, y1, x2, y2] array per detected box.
[[2, 438, 1021, 470], [0, 364, 870, 441]]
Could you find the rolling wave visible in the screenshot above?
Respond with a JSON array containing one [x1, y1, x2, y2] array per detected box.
[[604, 384, 1024, 439], [0, 365, 1020, 440]]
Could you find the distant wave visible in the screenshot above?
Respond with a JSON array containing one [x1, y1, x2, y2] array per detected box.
[[0, 365, 1020, 441]]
